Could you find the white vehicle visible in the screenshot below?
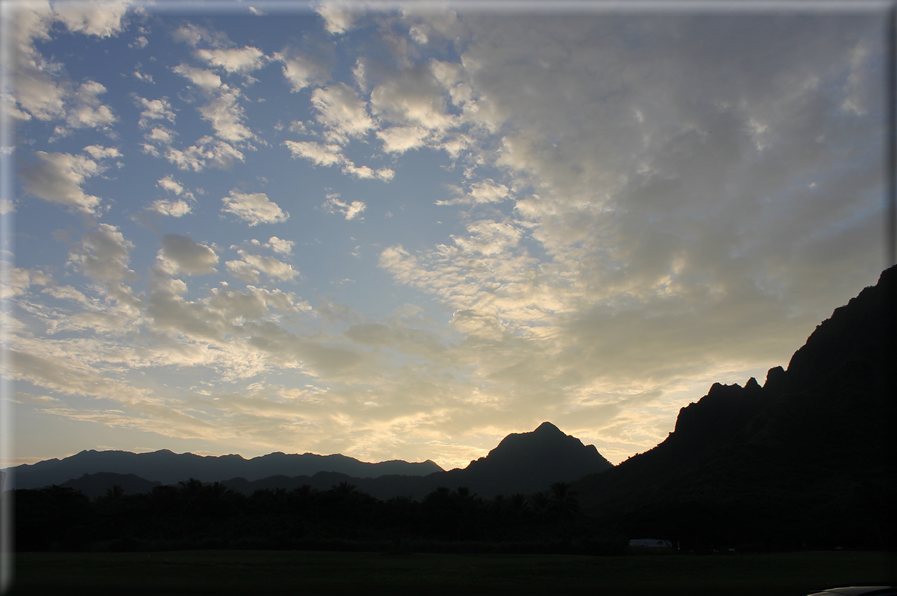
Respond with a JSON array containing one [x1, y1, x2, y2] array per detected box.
[[807, 588, 897, 596]]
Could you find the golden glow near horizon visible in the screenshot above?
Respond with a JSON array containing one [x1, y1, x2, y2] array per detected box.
[[0, 2, 889, 470]]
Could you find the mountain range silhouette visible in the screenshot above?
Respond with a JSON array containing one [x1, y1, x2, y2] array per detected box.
[[8, 421, 612, 500], [11, 449, 443, 492]]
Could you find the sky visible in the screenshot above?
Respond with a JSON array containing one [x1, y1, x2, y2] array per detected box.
[[0, 0, 892, 471]]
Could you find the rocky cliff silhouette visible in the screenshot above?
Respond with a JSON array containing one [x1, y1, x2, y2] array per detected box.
[[574, 264, 896, 549]]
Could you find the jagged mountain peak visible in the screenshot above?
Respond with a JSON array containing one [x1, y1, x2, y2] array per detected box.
[[499, 421, 574, 444], [483, 422, 581, 460]]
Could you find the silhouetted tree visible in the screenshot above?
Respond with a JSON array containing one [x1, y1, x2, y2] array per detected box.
[[549, 482, 579, 519], [530, 491, 550, 521]]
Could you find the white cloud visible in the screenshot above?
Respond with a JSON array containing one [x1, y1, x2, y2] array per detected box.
[[399, 7, 462, 48], [226, 250, 299, 282], [157, 234, 219, 276], [841, 40, 872, 115], [452, 220, 522, 256], [2, 93, 31, 122], [136, 97, 176, 128], [283, 140, 394, 181], [283, 140, 343, 166], [173, 64, 222, 91], [322, 193, 366, 220], [267, 236, 295, 255], [41, 284, 90, 305], [352, 57, 368, 91], [311, 83, 375, 139], [224, 260, 259, 283], [345, 202, 366, 220], [19, 151, 103, 214], [54, 80, 117, 134], [377, 125, 430, 154], [1, 267, 52, 300], [13, 41, 67, 121], [52, 1, 133, 38], [288, 120, 309, 134], [83, 145, 122, 160], [166, 136, 244, 171], [7, 347, 220, 441], [156, 175, 190, 198], [221, 190, 289, 226], [172, 60, 255, 148], [204, 287, 298, 323], [172, 24, 226, 48], [315, 2, 359, 35], [370, 64, 456, 132], [342, 163, 395, 181], [198, 88, 254, 143], [150, 199, 192, 217], [146, 128, 176, 147], [468, 179, 510, 204], [68, 224, 136, 282], [10, 5, 64, 122], [10, 2, 130, 127], [13, 74, 65, 122], [409, 26, 428, 45], [273, 50, 327, 92], [195, 47, 266, 74], [436, 179, 510, 206], [133, 69, 154, 83]]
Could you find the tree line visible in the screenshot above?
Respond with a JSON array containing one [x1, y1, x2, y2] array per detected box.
[[10, 480, 627, 555]]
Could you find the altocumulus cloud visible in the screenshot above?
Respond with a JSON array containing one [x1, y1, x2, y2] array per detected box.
[[221, 189, 289, 226], [157, 234, 219, 275], [19, 151, 104, 214], [150, 199, 192, 217], [226, 249, 299, 283], [323, 193, 366, 220], [195, 46, 267, 74], [68, 224, 136, 282]]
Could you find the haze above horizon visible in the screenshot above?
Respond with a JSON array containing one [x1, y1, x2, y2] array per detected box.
[[2, 1, 890, 470]]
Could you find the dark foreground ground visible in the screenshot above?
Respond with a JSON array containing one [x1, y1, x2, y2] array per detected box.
[[6, 549, 895, 595]]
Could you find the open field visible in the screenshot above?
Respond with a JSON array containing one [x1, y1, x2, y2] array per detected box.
[[6, 549, 895, 595]]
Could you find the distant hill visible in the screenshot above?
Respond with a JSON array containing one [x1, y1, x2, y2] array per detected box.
[[7, 449, 444, 489], [59, 472, 161, 500], [573, 265, 896, 549], [433, 421, 613, 497]]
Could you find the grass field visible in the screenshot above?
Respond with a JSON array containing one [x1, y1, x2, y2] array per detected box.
[[6, 549, 895, 595]]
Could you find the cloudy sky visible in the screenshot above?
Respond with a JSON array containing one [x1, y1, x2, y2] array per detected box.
[[1, 1, 891, 470]]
